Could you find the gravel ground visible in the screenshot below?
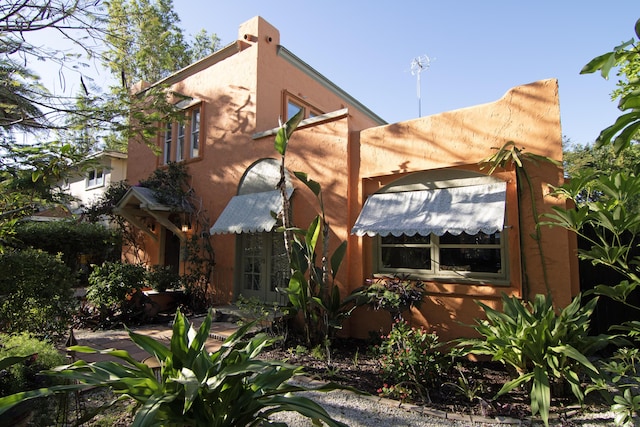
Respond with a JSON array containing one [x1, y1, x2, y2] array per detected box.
[[269, 379, 631, 427]]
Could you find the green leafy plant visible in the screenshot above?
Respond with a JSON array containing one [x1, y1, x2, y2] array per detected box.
[[0, 333, 66, 396], [589, 347, 640, 426], [458, 293, 611, 426], [354, 275, 425, 322], [85, 261, 148, 324], [0, 248, 75, 339], [146, 264, 181, 292], [375, 319, 450, 403], [275, 110, 362, 347], [443, 364, 485, 404], [579, 18, 640, 156], [12, 220, 122, 285], [612, 389, 640, 427], [0, 309, 352, 427]]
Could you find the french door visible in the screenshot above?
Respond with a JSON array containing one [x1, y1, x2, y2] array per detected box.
[[239, 231, 289, 303]]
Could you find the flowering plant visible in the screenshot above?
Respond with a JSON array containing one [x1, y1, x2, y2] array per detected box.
[[357, 275, 425, 321], [375, 319, 450, 403]]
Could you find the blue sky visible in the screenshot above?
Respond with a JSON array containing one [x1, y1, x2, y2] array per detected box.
[[174, 0, 639, 147]]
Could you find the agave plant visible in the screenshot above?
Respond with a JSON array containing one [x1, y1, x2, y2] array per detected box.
[[0, 309, 350, 427]]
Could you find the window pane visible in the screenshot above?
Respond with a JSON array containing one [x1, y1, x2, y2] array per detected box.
[[381, 246, 431, 270], [287, 101, 303, 120], [176, 123, 185, 161], [440, 248, 501, 273], [270, 232, 289, 292], [439, 231, 500, 245], [164, 123, 172, 164], [381, 234, 430, 245], [190, 108, 200, 157]]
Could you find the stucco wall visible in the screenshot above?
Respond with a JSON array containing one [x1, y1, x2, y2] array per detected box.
[[346, 79, 577, 341]]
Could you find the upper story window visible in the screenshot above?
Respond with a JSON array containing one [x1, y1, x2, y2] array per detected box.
[[161, 104, 202, 164], [284, 92, 322, 121], [176, 122, 185, 162], [190, 107, 200, 158], [352, 170, 508, 283], [163, 122, 172, 165], [86, 168, 105, 189]]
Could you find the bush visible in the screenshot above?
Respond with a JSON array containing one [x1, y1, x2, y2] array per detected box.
[[146, 264, 181, 292], [86, 262, 147, 323], [457, 293, 613, 427], [0, 333, 66, 396], [0, 310, 352, 427], [0, 249, 75, 339], [13, 220, 122, 285], [375, 319, 450, 402]]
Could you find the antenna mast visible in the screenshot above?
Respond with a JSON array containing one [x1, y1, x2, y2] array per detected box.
[[410, 55, 431, 117]]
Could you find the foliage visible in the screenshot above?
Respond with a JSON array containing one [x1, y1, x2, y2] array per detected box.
[[146, 264, 181, 292], [375, 319, 451, 403], [354, 275, 425, 322], [580, 18, 640, 155], [0, 309, 351, 427], [0, 333, 66, 396], [0, 140, 86, 251], [0, 249, 75, 339], [12, 220, 122, 284], [543, 170, 640, 349], [85, 261, 147, 324], [587, 347, 640, 426], [443, 364, 485, 404], [480, 141, 561, 297], [274, 110, 361, 347], [457, 293, 610, 426]]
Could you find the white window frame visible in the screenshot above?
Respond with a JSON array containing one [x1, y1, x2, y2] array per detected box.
[[176, 122, 185, 162], [86, 168, 105, 189], [163, 122, 172, 164], [190, 107, 200, 158]]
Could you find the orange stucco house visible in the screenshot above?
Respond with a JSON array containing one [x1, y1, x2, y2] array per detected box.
[[118, 16, 578, 341]]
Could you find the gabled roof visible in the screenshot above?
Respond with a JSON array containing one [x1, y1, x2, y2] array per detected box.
[[114, 186, 187, 241]]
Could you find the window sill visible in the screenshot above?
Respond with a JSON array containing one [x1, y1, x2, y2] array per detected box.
[[85, 184, 105, 190], [371, 273, 514, 298]]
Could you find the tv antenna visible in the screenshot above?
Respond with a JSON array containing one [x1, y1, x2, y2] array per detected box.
[[410, 55, 431, 117]]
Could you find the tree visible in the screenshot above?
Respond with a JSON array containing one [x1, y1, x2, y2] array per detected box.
[[0, 0, 221, 247], [580, 18, 640, 154], [102, 0, 220, 151]]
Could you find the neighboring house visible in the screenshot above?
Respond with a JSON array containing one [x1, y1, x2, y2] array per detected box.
[[65, 150, 128, 215], [117, 16, 578, 341], [29, 150, 127, 222]]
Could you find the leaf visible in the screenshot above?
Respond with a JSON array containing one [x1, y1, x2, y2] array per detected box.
[[305, 216, 322, 254], [496, 372, 533, 397], [530, 366, 551, 426], [127, 330, 171, 362], [330, 241, 347, 280], [274, 109, 304, 155], [294, 171, 321, 196]]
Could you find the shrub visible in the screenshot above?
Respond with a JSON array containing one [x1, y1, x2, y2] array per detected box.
[[13, 220, 122, 285], [0, 309, 352, 427], [146, 264, 181, 292], [458, 293, 613, 427], [85, 262, 147, 323], [354, 275, 425, 322], [0, 249, 75, 339], [0, 333, 66, 396], [375, 319, 450, 403]]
